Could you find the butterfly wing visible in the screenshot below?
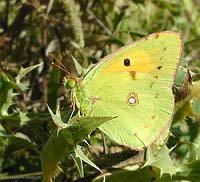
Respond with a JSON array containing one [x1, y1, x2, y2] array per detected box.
[[79, 32, 182, 150]]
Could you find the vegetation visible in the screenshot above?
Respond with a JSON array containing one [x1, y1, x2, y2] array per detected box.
[[0, 0, 200, 181]]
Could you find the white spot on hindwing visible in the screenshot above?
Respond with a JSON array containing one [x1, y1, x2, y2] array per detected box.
[[129, 97, 136, 104], [127, 92, 139, 106]]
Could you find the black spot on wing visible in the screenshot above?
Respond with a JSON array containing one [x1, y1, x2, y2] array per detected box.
[[156, 66, 162, 70], [124, 58, 131, 66]]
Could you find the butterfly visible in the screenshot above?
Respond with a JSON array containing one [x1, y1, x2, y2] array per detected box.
[[57, 31, 183, 150]]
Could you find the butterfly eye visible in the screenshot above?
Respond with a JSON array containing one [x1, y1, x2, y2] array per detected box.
[[124, 58, 131, 66]]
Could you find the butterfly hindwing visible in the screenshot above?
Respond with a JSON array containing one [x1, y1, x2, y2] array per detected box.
[[79, 31, 182, 150]]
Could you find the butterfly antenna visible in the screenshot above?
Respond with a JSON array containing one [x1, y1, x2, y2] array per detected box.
[[48, 52, 71, 75]]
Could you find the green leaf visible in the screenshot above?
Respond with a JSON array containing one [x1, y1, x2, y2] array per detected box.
[[173, 80, 200, 124], [71, 55, 84, 75], [40, 128, 74, 182], [0, 72, 17, 116], [40, 113, 112, 181], [15, 63, 43, 91], [186, 142, 200, 162], [71, 152, 84, 177], [173, 101, 195, 124], [6, 133, 38, 154], [106, 38, 125, 47], [0, 124, 6, 136], [174, 68, 186, 86], [0, 72, 16, 92], [69, 115, 114, 143], [0, 90, 18, 117], [75, 145, 101, 172], [46, 104, 69, 135], [144, 144, 176, 177], [193, 96, 200, 118], [189, 80, 200, 102], [176, 159, 200, 182], [0, 113, 21, 133]]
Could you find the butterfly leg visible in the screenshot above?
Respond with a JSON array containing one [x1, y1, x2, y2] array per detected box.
[[69, 90, 76, 119]]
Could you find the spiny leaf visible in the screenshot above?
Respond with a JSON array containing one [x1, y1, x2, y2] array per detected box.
[[40, 128, 74, 182], [69, 115, 114, 143], [40, 111, 112, 181], [71, 152, 84, 177], [0, 90, 18, 116], [144, 144, 176, 177], [15, 63, 43, 91], [71, 55, 84, 75], [46, 104, 69, 135], [75, 145, 101, 172], [0, 72, 17, 116]]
